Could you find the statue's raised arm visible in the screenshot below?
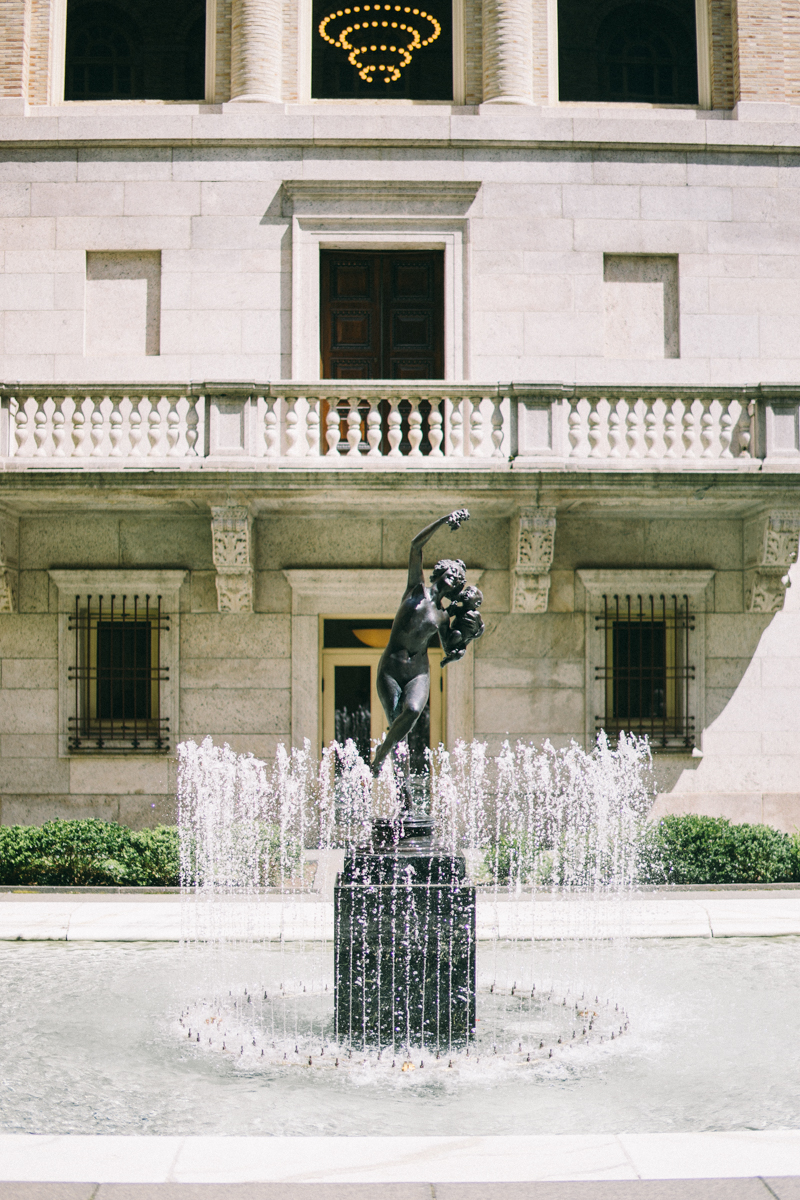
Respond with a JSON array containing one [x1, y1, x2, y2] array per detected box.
[[372, 509, 475, 782]]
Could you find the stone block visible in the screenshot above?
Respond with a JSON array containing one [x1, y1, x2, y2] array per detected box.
[[1, 658, 57, 689], [640, 186, 733, 222], [21, 515, 120, 569], [593, 151, 687, 186], [762, 794, 800, 833], [180, 614, 291, 658], [478, 273, 572, 313], [552, 518, 645, 570], [0, 273, 53, 310], [705, 614, 772, 659], [474, 569, 509, 613], [573, 219, 707, 254], [380, 518, 508, 573], [760, 655, 800, 689], [650, 791, 765, 825], [178, 733, 284, 758], [200, 180, 285, 215], [190, 571, 218, 613], [255, 517, 381, 571], [0, 687, 57, 733], [76, 147, 173, 181], [69, 757, 171, 796], [85, 251, 161, 357], [548, 570, 575, 612], [160, 309, 241, 355], [476, 613, 585, 660], [240, 309, 283, 354], [54, 216, 191, 251], [180, 688, 291, 734], [641, 519, 740, 570], [172, 145, 301, 181], [189, 215, 281, 250], [31, 182, 124, 217], [0, 217, 55, 250], [119, 516, 211, 569], [123, 182, 201, 216], [254, 570, 292, 613], [705, 688, 737, 724], [0, 758, 69, 795], [117, 794, 177, 828], [181, 657, 291, 689], [475, 685, 584, 734], [0, 149, 78, 183], [0, 793, 119, 825], [1, 735, 57, 758], [0, 615, 57, 658], [481, 182, 562, 219], [472, 310, 524, 357], [523, 311, 604, 357], [679, 314, 760, 359], [705, 657, 752, 690], [18, 571, 50, 614], [471, 216, 573, 253], [562, 184, 641, 220], [475, 658, 584, 689], [713, 571, 743, 613], [4, 310, 83, 354]]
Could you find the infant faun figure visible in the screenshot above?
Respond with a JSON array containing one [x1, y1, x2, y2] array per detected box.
[[441, 584, 484, 667]]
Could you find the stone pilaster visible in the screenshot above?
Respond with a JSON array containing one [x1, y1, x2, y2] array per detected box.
[[211, 505, 254, 612], [0, 512, 19, 613], [230, 0, 283, 102], [744, 509, 800, 613], [482, 0, 534, 103], [510, 506, 556, 614]]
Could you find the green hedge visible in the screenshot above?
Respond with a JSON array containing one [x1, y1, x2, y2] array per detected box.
[[648, 814, 800, 885], [0, 820, 179, 886]]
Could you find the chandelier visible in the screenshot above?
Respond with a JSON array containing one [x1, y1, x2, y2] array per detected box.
[[318, 3, 442, 84]]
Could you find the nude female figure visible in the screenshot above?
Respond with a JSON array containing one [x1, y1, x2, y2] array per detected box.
[[371, 508, 482, 777]]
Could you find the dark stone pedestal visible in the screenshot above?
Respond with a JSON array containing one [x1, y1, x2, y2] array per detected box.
[[334, 816, 476, 1052]]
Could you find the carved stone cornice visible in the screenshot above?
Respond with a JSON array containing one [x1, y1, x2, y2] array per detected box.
[[510, 506, 556, 614], [211, 505, 254, 613], [281, 180, 482, 217], [745, 509, 800, 613]]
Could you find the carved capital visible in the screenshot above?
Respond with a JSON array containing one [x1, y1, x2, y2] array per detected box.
[[745, 509, 800, 613], [511, 506, 556, 614], [0, 513, 19, 614], [211, 505, 253, 613]]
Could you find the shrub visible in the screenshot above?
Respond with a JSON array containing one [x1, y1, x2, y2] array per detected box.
[[644, 815, 800, 885], [0, 820, 179, 887]]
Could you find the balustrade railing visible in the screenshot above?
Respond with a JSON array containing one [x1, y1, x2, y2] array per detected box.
[[0, 383, 797, 469]]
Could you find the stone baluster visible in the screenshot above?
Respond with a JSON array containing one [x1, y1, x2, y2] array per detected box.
[[738, 401, 754, 458], [366, 398, 383, 456], [285, 397, 301, 456], [13, 396, 30, 457], [625, 400, 643, 457], [664, 402, 680, 458], [305, 395, 321, 457], [386, 396, 403, 457], [568, 403, 590, 457], [325, 398, 342, 457], [469, 396, 485, 456], [447, 398, 464, 457], [263, 396, 279, 458], [345, 398, 362, 456], [700, 403, 715, 458], [33, 397, 48, 456], [588, 404, 603, 457], [166, 398, 181, 456], [186, 396, 200, 457], [129, 397, 143, 456], [230, 0, 283, 103], [482, 0, 534, 104], [52, 397, 66, 457], [719, 406, 734, 459], [109, 396, 124, 457], [428, 400, 444, 458], [608, 405, 624, 458], [491, 395, 504, 457], [683, 399, 700, 457], [407, 397, 423, 457], [148, 396, 162, 456], [645, 406, 659, 458], [90, 395, 107, 456], [72, 398, 88, 457]]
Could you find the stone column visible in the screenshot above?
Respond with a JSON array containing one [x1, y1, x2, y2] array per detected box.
[[482, 0, 534, 103], [230, 0, 283, 102], [211, 505, 254, 612]]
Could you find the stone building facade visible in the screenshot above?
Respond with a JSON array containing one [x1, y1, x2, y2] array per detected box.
[[0, 0, 800, 830]]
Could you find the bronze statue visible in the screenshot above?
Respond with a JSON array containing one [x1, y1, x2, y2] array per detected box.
[[371, 509, 484, 777]]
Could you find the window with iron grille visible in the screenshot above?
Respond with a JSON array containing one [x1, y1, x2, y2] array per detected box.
[[595, 593, 695, 749], [68, 594, 170, 753]]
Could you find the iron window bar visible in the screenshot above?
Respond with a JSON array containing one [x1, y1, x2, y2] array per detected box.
[[68, 593, 170, 753], [595, 593, 695, 750]]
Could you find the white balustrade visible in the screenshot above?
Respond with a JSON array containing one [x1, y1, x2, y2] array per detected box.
[[0, 384, 788, 468]]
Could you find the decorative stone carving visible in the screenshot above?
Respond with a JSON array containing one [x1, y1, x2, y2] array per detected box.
[[745, 510, 800, 613], [0, 513, 19, 613], [211, 505, 253, 613], [511, 506, 556, 614]]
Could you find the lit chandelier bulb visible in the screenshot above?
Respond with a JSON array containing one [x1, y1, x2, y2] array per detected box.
[[318, 2, 441, 83]]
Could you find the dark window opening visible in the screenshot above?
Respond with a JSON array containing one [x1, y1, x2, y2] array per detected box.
[[69, 594, 170, 752], [65, 0, 205, 101], [558, 0, 698, 105], [595, 593, 695, 749], [334, 664, 372, 762], [312, 0, 453, 99]]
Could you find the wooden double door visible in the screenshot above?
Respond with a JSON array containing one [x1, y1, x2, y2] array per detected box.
[[321, 250, 444, 380]]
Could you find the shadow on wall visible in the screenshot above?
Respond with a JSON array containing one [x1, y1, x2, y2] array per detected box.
[[652, 559, 800, 833]]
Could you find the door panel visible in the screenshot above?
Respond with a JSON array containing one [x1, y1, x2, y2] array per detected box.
[[321, 250, 443, 381]]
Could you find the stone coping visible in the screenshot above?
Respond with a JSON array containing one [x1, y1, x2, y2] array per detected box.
[[7, 100, 800, 153], [3, 894, 800, 938], [0, 1187, 798, 1200], [3, 1132, 800, 1185]]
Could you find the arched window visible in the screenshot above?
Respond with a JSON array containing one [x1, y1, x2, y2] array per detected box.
[[65, 0, 205, 102], [558, 0, 698, 105]]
